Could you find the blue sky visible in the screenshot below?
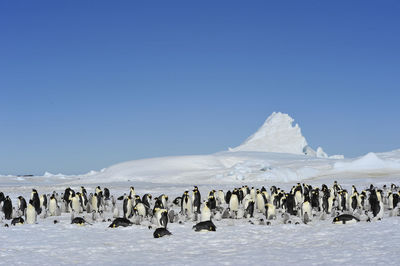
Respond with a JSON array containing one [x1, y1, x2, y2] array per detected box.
[[1, 1, 399, 175]]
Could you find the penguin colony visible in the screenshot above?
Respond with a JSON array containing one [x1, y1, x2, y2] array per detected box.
[[0, 182, 399, 238]]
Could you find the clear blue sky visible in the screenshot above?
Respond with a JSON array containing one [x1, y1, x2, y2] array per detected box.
[[1, 1, 399, 175]]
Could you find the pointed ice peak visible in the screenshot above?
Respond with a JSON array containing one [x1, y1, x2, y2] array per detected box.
[[230, 112, 309, 155]]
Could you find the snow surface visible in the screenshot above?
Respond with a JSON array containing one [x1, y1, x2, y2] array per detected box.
[[1, 113, 400, 265]]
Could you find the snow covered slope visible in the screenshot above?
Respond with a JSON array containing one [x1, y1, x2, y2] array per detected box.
[[230, 112, 309, 154]]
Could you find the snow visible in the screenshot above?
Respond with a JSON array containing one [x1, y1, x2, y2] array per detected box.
[[1, 112, 400, 265], [230, 112, 309, 155]]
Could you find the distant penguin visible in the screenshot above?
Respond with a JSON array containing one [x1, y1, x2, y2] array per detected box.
[[49, 195, 58, 216], [245, 201, 255, 218], [333, 214, 360, 224], [193, 220, 216, 232], [31, 189, 41, 214], [134, 202, 146, 217], [192, 186, 201, 214], [11, 217, 24, 226], [71, 215, 91, 226], [71, 195, 81, 213], [40, 194, 47, 211], [153, 227, 172, 238], [17, 196, 27, 216], [103, 188, 110, 200], [109, 217, 133, 228], [200, 201, 211, 222], [3, 196, 13, 220], [265, 203, 276, 220], [26, 200, 37, 224], [229, 193, 239, 213], [154, 208, 168, 228], [129, 186, 136, 198], [301, 199, 312, 224], [256, 191, 265, 213], [181, 191, 193, 216]]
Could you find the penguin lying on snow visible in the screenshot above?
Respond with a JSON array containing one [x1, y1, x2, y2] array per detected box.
[[109, 217, 133, 228], [333, 214, 360, 224], [11, 217, 24, 226], [192, 220, 216, 232], [153, 227, 172, 238], [71, 217, 92, 226]]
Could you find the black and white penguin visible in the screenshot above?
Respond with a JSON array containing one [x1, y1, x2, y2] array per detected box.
[[154, 208, 168, 228], [256, 190, 265, 213], [153, 227, 172, 238], [123, 196, 133, 218], [284, 193, 296, 215], [17, 196, 27, 216], [11, 217, 24, 226], [134, 202, 147, 217], [142, 193, 152, 215], [229, 192, 239, 214], [103, 188, 110, 200], [129, 186, 136, 198], [109, 217, 133, 228], [31, 189, 42, 214], [192, 186, 201, 214], [225, 190, 232, 204], [63, 187, 75, 212], [245, 200, 255, 218], [181, 191, 193, 215], [26, 200, 37, 224], [40, 194, 47, 211], [48, 194, 58, 216], [265, 203, 276, 220], [71, 215, 91, 226], [333, 214, 360, 224], [2, 196, 13, 220], [193, 220, 216, 232], [200, 201, 211, 222]]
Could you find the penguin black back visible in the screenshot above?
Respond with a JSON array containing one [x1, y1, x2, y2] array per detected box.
[[153, 227, 172, 238], [109, 217, 133, 228], [193, 220, 217, 232]]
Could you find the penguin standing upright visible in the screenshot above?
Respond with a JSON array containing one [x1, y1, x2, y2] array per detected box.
[[301, 195, 312, 224], [256, 190, 265, 213], [181, 191, 193, 216], [26, 200, 37, 224], [200, 201, 211, 222], [192, 186, 201, 214], [123, 196, 133, 218], [154, 208, 168, 228], [40, 194, 47, 212], [229, 192, 239, 215], [31, 189, 42, 214], [129, 187, 135, 198], [2, 196, 13, 220], [48, 195, 58, 216], [17, 196, 27, 216], [71, 194, 81, 213]]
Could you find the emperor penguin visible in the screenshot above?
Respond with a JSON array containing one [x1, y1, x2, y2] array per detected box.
[[256, 190, 265, 213], [49, 195, 58, 216], [250, 187, 256, 201], [40, 194, 47, 212], [153, 227, 172, 238], [265, 203, 276, 220], [31, 189, 42, 214], [192, 186, 201, 214], [160, 194, 169, 210], [123, 196, 133, 218], [229, 193, 239, 214], [301, 196, 312, 224], [333, 214, 360, 224], [71, 194, 82, 213], [17, 196, 27, 216], [294, 189, 304, 208], [2, 196, 13, 220], [134, 202, 147, 217], [200, 201, 211, 222], [154, 208, 168, 228], [142, 193, 152, 214], [103, 187, 110, 201], [217, 190, 225, 206], [129, 186, 136, 198], [193, 220, 216, 232], [26, 200, 37, 224], [181, 191, 193, 216], [208, 195, 217, 210]]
